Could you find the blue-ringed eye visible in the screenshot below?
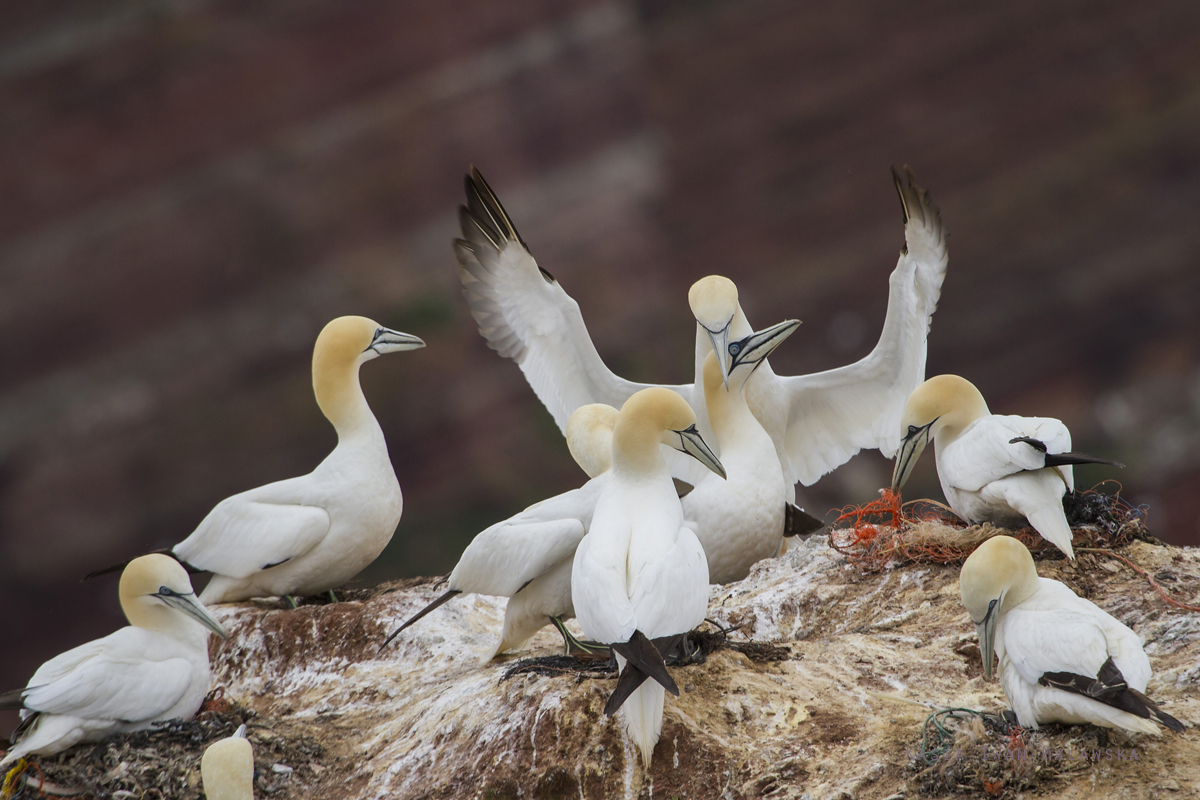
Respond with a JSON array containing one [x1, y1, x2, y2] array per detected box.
[[729, 343, 741, 356]]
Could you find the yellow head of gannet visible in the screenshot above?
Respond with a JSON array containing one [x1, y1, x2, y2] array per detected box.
[[202, 725, 254, 800], [959, 536, 1038, 680], [121, 554, 228, 640], [566, 404, 619, 479], [688, 276, 740, 387], [614, 388, 725, 480], [891, 374, 990, 491], [312, 316, 425, 434]]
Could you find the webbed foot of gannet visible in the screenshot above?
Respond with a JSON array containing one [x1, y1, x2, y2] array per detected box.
[[284, 595, 298, 609], [549, 616, 610, 657], [326, 590, 339, 604]]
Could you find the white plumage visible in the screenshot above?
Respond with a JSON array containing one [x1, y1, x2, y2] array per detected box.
[[960, 536, 1183, 735], [892, 374, 1123, 559], [1, 555, 227, 767], [454, 166, 947, 497]]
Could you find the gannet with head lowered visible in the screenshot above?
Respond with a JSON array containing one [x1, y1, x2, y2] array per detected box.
[[87, 316, 424, 604], [0, 555, 227, 767], [960, 536, 1184, 734], [382, 404, 618, 656], [454, 166, 948, 498], [202, 724, 254, 800], [891, 374, 1123, 559], [573, 387, 724, 769]]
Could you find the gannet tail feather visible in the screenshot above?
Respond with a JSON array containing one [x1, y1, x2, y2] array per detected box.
[[1023, 504, 1076, 560], [784, 503, 826, 537], [1039, 657, 1184, 732], [621, 680, 665, 769], [382, 589, 462, 648], [609, 631, 679, 697], [83, 550, 201, 582]]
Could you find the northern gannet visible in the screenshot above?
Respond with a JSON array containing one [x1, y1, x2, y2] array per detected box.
[[572, 387, 724, 768], [89, 316, 424, 604], [202, 724, 254, 800], [960, 536, 1184, 734], [454, 166, 947, 496], [891, 374, 1123, 559], [0, 555, 227, 767], [383, 404, 618, 655]]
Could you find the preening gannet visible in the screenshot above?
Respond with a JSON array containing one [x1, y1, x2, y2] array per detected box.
[[202, 725, 254, 800], [88, 316, 424, 604], [891, 374, 1123, 559], [454, 166, 947, 496], [572, 388, 724, 768], [0, 555, 227, 767], [960, 536, 1184, 734], [383, 404, 619, 655]]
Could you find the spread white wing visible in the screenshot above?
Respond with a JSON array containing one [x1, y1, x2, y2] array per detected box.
[[779, 167, 948, 486], [173, 480, 331, 579], [19, 628, 196, 722]]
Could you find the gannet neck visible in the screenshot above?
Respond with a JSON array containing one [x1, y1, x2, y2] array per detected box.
[[312, 316, 384, 439], [612, 389, 695, 478], [702, 353, 755, 442], [905, 374, 991, 443], [201, 735, 255, 800], [567, 404, 619, 479], [960, 536, 1039, 622], [119, 554, 227, 640]]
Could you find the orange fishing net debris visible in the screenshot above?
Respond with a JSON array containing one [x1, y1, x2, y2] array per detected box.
[[829, 484, 1153, 572]]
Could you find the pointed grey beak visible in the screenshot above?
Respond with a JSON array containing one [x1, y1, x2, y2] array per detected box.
[[891, 421, 934, 491], [234, 724, 248, 738], [729, 319, 800, 372], [976, 598, 999, 680], [368, 327, 426, 355], [155, 588, 229, 640], [674, 424, 726, 480], [703, 322, 733, 388]]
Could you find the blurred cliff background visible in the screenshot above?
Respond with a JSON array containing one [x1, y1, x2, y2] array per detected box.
[[3, 0, 1199, 723]]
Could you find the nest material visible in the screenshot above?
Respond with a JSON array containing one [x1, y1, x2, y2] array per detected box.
[[4, 691, 323, 800], [829, 484, 1153, 573]]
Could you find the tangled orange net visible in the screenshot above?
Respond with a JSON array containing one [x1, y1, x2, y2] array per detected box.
[[829, 483, 1153, 573]]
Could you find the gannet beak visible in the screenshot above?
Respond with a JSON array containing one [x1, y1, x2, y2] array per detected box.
[[976, 598, 999, 680], [703, 322, 733, 388], [674, 425, 726, 480], [728, 319, 800, 372], [233, 724, 248, 738], [155, 587, 229, 639], [891, 421, 935, 491], [367, 327, 426, 355]]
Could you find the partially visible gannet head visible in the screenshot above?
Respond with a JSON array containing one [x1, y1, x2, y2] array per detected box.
[[566, 404, 619, 479], [614, 388, 725, 479], [689, 276, 739, 387], [892, 375, 991, 491], [312, 316, 424, 430], [959, 536, 1039, 680], [120, 554, 227, 640], [202, 725, 254, 800]]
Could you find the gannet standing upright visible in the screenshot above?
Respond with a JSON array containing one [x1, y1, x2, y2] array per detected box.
[[383, 404, 619, 655], [891, 374, 1123, 559], [202, 725, 255, 800], [88, 316, 424, 604], [454, 166, 948, 497], [960, 536, 1184, 734], [1, 555, 227, 767], [573, 388, 724, 769]]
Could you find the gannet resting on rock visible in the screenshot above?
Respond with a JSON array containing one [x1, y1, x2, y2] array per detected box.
[[454, 166, 947, 496], [891, 374, 1123, 559], [88, 316, 424, 604], [960, 536, 1184, 734], [202, 724, 254, 800], [383, 404, 619, 655], [573, 388, 724, 768], [0, 555, 227, 767]]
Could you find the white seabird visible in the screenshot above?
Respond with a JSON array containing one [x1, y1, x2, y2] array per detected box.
[[454, 166, 948, 497], [89, 316, 424, 604], [572, 387, 724, 768], [1, 555, 227, 767], [383, 404, 619, 655], [960, 535, 1184, 734], [202, 724, 254, 800], [891, 374, 1123, 559]]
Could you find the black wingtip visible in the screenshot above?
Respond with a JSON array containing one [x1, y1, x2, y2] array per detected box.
[[380, 589, 462, 649], [82, 549, 199, 583], [890, 164, 909, 226], [784, 503, 826, 537]]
